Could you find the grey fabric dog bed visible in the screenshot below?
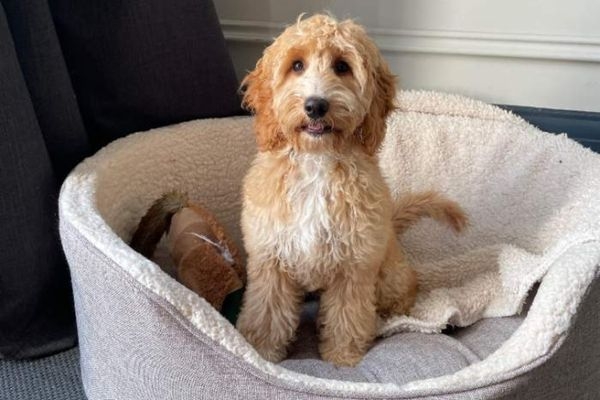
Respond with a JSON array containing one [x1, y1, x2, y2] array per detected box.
[[59, 91, 600, 399]]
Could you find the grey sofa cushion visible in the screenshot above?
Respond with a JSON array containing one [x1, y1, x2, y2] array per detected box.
[[2, 0, 89, 180], [0, 0, 241, 360], [0, 2, 76, 359], [49, 0, 243, 148]]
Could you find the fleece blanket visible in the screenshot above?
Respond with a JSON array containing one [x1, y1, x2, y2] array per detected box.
[[378, 92, 600, 337]]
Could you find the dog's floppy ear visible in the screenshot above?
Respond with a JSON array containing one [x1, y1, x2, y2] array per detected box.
[[241, 54, 287, 151], [359, 51, 397, 156], [240, 58, 268, 114]]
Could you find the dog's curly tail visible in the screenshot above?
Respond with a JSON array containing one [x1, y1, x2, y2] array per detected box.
[[393, 191, 468, 235], [130, 191, 189, 257]]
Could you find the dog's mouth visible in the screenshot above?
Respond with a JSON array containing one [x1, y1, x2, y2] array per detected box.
[[299, 120, 337, 136]]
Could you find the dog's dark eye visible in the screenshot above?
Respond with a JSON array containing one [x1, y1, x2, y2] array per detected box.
[[292, 60, 304, 72], [334, 60, 351, 75]]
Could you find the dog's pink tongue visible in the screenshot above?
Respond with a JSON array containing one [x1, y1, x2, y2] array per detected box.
[[306, 120, 325, 135]]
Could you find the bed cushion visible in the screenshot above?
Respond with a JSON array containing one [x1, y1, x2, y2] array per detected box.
[[281, 296, 531, 384]]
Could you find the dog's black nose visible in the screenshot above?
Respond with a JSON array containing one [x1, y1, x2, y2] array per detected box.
[[304, 97, 329, 119]]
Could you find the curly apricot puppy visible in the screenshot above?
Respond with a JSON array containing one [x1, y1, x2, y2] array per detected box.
[[236, 14, 467, 366]]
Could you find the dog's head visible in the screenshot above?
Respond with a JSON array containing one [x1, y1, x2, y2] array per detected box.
[[241, 14, 396, 155]]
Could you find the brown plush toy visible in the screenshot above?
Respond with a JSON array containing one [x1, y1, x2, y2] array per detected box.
[[130, 192, 245, 321]]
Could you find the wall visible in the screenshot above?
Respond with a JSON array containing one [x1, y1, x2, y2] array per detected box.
[[214, 0, 600, 112]]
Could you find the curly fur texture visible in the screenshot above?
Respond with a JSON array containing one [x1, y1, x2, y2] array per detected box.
[[236, 14, 467, 366]]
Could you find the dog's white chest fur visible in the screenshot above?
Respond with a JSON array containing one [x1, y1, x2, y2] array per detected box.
[[242, 151, 391, 291], [282, 154, 336, 265]]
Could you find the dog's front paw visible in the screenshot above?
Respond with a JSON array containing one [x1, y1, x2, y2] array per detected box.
[[252, 340, 287, 363], [319, 340, 365, 367], [237, 321, 287, 363]]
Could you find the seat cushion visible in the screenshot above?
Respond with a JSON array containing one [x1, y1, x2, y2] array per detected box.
[[280, 300, 528, 384], [50, 0, 243, 149], [0, 4, 76, 359]]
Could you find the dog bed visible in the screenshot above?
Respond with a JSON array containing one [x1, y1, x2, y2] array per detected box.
[[59, 91, 600, 399]]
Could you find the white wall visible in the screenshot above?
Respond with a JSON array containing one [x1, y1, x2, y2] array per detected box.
[[214, 0, 600, 112]]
